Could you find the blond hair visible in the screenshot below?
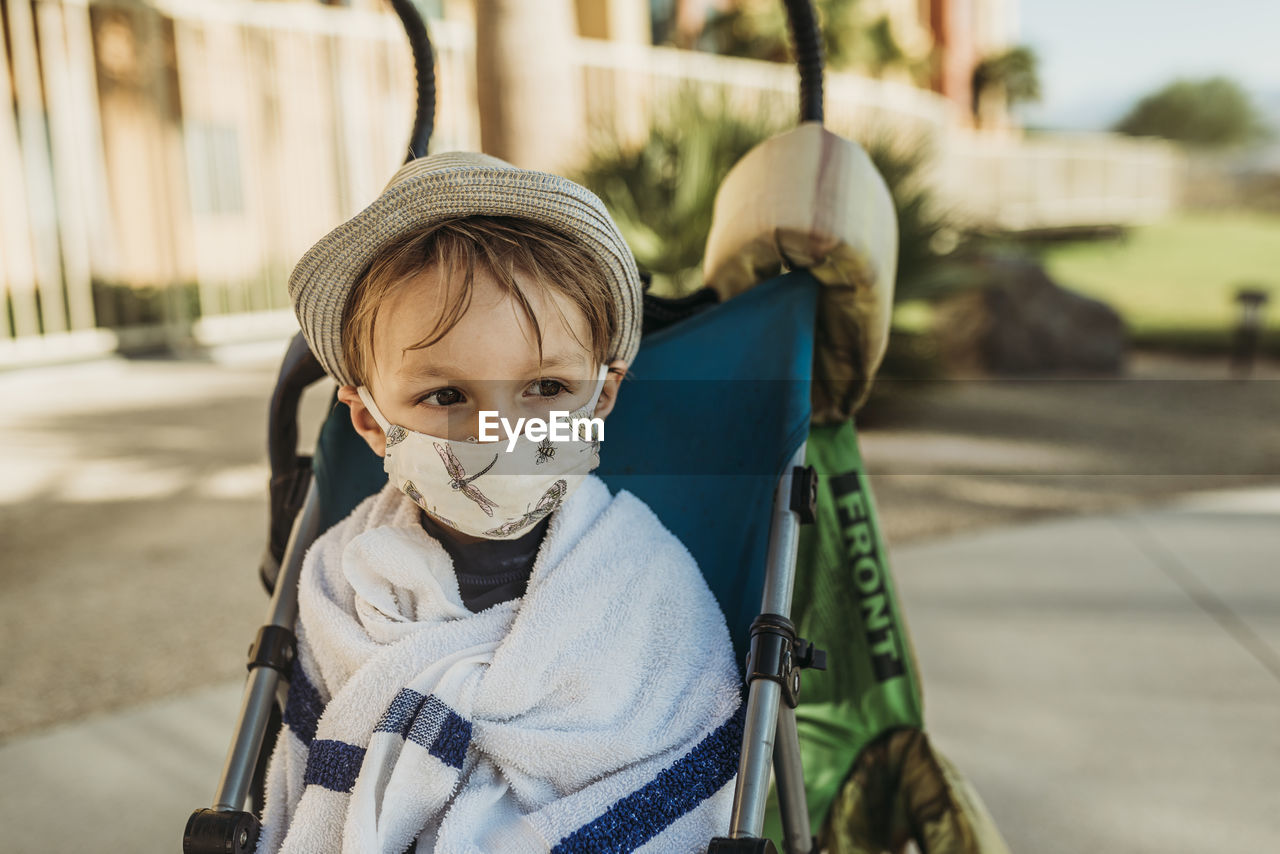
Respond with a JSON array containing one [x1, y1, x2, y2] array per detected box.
[[341, 216, 616, 386]]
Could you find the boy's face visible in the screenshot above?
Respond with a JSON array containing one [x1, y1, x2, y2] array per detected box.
[[337, 265, 626, 454]]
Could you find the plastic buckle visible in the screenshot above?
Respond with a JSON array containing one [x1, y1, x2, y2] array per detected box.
[[793, 637, 828, 672], [789, 465, 818, 524], [745, 614, 801, 707], [743, 615, 828, 708], [246, 625, 296, 675]]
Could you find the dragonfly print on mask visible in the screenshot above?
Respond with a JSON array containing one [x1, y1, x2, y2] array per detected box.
[[403, 480, 459, 527], [385, 424, 408, 448], [403, 479, 426, 508], [433, 442, 500, 516], [483, 479, 567, 537]]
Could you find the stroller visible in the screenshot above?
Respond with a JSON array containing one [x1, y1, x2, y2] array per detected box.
[[184, 1, 1008, 852]]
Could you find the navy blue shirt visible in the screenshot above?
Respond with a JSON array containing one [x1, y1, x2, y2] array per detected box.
[[417, 510, 550, 612]]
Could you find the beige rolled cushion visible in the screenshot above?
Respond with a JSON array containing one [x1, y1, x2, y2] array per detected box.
[[702, 123, 897, 422]]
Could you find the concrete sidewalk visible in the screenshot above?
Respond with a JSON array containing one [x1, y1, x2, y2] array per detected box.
[[1, 489, 1276, 853], [0, 682, 243, 854], [893, 487, 1280, 853]]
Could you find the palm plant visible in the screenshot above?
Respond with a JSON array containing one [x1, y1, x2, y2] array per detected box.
[[971, 46, 1041, 120], [576, 94, 974, 301], [575, 101, 982, 387], [695, 0, 927, 82], [861, 136, 977, 303], [573, 90, 784, 293]]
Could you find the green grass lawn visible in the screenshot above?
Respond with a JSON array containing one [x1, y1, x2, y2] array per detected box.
[[1038, 211, 1280, 353]]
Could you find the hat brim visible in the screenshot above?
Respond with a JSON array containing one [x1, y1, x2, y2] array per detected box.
[[289, 154, 643, 387]]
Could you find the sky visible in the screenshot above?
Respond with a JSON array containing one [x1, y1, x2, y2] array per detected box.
[[1016, 0, 1280, 130]]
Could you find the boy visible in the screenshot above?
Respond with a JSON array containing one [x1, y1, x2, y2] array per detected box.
[[256, 152, 744, 853]]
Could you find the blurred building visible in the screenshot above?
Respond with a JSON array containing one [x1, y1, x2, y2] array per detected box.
[[0, 0, 1181, 363], [655, 0, 1016, 126]]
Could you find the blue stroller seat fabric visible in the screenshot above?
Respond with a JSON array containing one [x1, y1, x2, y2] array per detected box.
[[594, 273, 818, 658], [294, 272, 820, 854], [312, 272, 820, 660]]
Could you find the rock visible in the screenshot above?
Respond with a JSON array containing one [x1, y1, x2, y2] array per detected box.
[[934, 256, 1127, 375]]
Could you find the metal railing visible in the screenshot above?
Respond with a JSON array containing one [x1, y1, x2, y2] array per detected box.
[[938, 129, 1185, 231]]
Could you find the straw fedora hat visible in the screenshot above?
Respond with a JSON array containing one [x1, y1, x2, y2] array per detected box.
[[288, 151, 643, 387]]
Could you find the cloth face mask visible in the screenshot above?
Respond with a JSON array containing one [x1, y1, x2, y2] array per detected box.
[[356, 366, 609, 540]]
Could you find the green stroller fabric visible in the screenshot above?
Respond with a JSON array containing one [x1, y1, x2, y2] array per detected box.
[[762, 420, 1010, 853]]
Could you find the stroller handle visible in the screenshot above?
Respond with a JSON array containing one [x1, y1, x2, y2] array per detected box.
[[384, 0, 817, 160], [388, 0, 436, 161], [782, 0, 824, 124], [266, 333, 325, 483]]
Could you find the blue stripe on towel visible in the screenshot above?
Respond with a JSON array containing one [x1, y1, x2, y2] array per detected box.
[[375, 689, 473, 770], [550, 703, 747, 854], [422, 703, 472, 770], [299, 690, 473, 796], [303, 739, 367, 793], [282, 666, 324, 747], [375, 687, 427, 738]]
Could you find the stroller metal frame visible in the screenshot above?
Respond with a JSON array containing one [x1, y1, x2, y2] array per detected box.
[[727, 448, 815, 848], [184, 1, 832, 851], [213, 478, 320, 815]]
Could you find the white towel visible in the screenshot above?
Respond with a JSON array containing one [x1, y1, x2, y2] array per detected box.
[[256, 475, 743, 854]]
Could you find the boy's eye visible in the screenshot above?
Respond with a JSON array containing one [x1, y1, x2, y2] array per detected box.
[[527, 379, 567, 398], [419, 388, 465, 406]]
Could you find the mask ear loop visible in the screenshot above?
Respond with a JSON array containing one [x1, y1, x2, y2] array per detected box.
[[588, 363, 609, 410], [355, 386, 393, 433]]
